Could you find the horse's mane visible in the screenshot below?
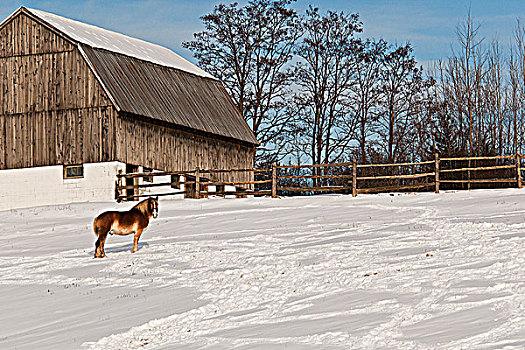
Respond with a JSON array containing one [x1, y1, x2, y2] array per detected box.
[[132, 198, 150, 217]]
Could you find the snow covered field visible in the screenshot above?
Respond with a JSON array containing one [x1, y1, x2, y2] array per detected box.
[[1, 189, 524, 349]]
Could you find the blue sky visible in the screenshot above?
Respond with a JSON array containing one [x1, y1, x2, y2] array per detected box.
[[1, 0, 525, 68]]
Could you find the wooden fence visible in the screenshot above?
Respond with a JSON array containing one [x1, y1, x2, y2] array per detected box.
[[115, 154, 525, 201]]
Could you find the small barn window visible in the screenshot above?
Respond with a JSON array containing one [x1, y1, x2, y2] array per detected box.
[[143, 167, 153, 182], [64, 165, 84, 179]]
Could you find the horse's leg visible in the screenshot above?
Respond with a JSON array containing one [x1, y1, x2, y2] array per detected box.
[[99, 233, 108, 257], [95, 232, 108, 258], [94, 237, 102, 258], [132, 229, 144, 253]]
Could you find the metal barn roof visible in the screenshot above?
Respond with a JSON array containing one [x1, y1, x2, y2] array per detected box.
[[25, 7, 215, 79], [82, 46, 258, 144]]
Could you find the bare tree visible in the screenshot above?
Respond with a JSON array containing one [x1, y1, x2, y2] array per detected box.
[[375, 43, 431, 163], [485, 40, 506, 155], [511, 20, 525, 154], [509, 46, 520, 154], [183, 0, 302, 165], [429, 60, 464, 157], [453, 9, 486, 155], [293, 7, 362, 171], [350, 39, 386, 163]]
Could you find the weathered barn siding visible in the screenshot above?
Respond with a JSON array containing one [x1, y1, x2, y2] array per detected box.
[[117, 116, 255, 182], [0, 11, 74, 56], [0, 13, 117, 169], [0, 49, 112, 114]]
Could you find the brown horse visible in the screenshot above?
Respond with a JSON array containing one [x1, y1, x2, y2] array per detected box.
[[93, 197, 159, 258]]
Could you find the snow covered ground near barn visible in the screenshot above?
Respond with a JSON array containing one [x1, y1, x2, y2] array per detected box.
[[1, 189, 525, 349]]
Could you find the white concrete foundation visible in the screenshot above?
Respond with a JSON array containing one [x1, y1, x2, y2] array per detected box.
[[0, 162, 126, 211]]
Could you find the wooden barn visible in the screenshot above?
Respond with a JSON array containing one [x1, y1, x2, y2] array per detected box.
[[0, 7, 258, 209]]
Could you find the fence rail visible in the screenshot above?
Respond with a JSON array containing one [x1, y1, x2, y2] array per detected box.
[[115, 153, 525, 201]]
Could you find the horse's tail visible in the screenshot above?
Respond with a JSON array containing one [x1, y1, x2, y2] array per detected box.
[[93, 216, 101, 237]]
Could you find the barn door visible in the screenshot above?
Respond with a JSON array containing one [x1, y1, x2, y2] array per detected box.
[[126, 164, 139, 201]]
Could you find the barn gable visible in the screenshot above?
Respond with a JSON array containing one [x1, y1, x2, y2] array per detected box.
[[0, 12, 113, 115], [0, 10, 117, 169], [0, 8, 74, 56]]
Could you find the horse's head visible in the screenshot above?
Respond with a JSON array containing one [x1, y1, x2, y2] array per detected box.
[[148, 197, 159, 219]]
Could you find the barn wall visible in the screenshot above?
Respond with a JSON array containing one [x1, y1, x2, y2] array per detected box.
[[0, 13, 117, 170], [116, 116, 256, 182]]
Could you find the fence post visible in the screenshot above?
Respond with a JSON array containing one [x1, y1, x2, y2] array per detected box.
[[195, 167, 200, 199], [116, 169, 123, 202], [435, 153, 440, 194], [517, 154, 522, 189], [352, 158, 357, 197], [271, 162, 277, 198], [467, 159, 471, 191]]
